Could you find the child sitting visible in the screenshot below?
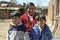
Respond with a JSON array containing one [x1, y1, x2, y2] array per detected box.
[[29, 14, 53, 40], [7, 11, 30, 40]]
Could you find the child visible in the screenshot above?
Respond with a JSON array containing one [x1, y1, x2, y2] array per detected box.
[[29, 14, 53, 40], [7, 11, 30, 40], [20, 2, 38, 32]]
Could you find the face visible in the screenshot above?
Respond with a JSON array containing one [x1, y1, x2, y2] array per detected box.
[[37, 18, 46, 28], [27, 6, 35, 16], [11, 16, 20, 25]]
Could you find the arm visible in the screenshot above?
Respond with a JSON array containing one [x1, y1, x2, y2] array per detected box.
[[41, 25, 53, 40], [45, 26, 53, 40], [23, 32, 30, 40], [9, 31, 17, 40], [6, 31, 9, 40], [47, 29, 53, 40], [29, 29, 39, 40], [46, 24, 53, 39], [20, 16, 25, 24]]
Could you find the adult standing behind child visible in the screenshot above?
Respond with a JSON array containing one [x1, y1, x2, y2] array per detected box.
[[20, 2, 38, 32]]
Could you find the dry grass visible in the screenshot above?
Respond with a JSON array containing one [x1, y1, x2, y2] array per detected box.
[[0, 19, 11, 40]]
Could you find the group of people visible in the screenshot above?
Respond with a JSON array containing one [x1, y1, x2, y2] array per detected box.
[[7, 2, 53, 40]]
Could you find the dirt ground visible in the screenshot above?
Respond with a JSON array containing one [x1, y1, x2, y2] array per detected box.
[[0, 19, 11, 40]]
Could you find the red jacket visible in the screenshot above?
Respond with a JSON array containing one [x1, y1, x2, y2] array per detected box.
[[20, 13, 38, 32]]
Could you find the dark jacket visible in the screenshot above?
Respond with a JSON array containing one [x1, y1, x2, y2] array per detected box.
[[7, 23, 30, 40], [29, 24, 53, 40]]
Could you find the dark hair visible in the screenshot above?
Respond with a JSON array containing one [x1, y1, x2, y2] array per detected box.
[[10, 11, 21, 18], [26, 2, 35, 10], [36, 14, 46, 21], [18, 8, 25, 14]]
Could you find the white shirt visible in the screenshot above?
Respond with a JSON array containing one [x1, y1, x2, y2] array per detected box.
[[28, 14, 33, 21], [37, 24, 42, 34]]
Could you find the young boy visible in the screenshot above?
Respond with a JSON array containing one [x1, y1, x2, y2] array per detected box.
[[29, 14, 53, 40], [7, 11, 30, 40]]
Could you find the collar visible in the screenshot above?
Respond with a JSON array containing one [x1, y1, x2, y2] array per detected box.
[[28, 13, 34, 21], [11, 22, 23, 26], [37, 24, 42, 33], [27, 12, 34, 18]]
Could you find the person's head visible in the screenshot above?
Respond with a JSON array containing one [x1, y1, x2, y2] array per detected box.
[[26, 2, 36, 16], [36, 14, 46, 28], [10, 11, 21, 25]]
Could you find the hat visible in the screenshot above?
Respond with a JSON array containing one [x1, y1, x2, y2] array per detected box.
[[10, 11, 21, 18]]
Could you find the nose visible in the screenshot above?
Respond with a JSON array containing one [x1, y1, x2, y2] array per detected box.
[[30, 8, 34, 11], [39, 21, 42, 24]]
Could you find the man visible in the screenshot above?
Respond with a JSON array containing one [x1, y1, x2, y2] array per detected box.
[[20, 2, 38, 32]]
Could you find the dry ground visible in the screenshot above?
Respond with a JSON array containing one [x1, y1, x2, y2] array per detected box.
[[0, 19, 11, 40]]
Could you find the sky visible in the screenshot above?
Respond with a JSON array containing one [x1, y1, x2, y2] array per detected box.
[[0, 0, 50, 6]]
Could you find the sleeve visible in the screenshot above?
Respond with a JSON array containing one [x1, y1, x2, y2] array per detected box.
[[7, 31, 17, 40], [48, 29, 53, 39], [20, 16, 25, 24], [21, 24, 27, 32], [46, 27, 53, 40], [23, 32, 30, 40], [23, 25, 27, 32], [6, 27, 12, 40], [29, 29, 39, 40], [6, 31, 9, 40], [12, 31, 18, 40], [41, 28, 53, 40]]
